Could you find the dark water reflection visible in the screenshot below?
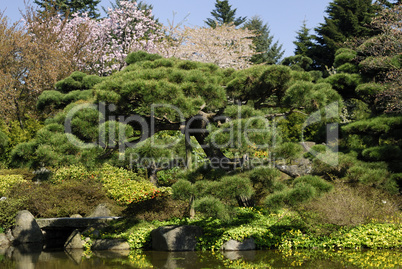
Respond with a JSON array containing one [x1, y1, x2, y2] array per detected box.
[[1, 245, 401, 268]]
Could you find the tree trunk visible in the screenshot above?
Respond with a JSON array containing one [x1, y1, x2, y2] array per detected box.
[[147, 163, 158, 187], [185, 137, 192, 170], [236, 195, 254, 207], [189, 195, 195, 219]]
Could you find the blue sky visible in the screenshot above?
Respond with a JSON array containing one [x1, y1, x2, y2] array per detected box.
[[1, 0, 331, 57]]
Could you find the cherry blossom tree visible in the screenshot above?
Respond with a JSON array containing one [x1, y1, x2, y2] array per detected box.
[[161, 24, 256, 69], [27, 1, 164, 75]]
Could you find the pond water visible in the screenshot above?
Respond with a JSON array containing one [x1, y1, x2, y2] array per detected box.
[[1, 246, 401, 268]]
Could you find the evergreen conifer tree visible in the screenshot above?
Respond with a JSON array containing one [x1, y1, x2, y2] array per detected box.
[[205, 0, 246, 28], [34, 0, 101, 18], [294, 20, 314, 57], [310, 0, 378, 70], [244, 16, 284, 65]]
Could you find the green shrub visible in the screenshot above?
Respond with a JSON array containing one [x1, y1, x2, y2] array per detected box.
[[298, 182, 401, 228], [324, 222, 402, 249], [98, 164, 171, 205], [274, 142, 304, 163], [312, 152, 358, 179], [51, 165, 89, 183], [126, 226, 154, 249], [293, 175, 333, 194], [123, 196, 188, 221], [264, 189, 289, 211], [361, 145, 402, 162], [334, 48, 357, 67], [0, 197, 27, 230], [55, 76, 82, 93], [217, 175, 254, 200], [355, 83, 385, 101], [324, 73, 361, 98], [336, 63, 358, 73], [125, 51, 162, 65], [0, 174, 25, 196], [8, 180, 118, 218], [194, 196, 232, 221], [53, 164, 171, 206], [171, 179, 194, 200], [288, 182, 317, 206]]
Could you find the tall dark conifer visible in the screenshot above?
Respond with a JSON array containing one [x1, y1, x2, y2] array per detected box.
[[205, 0, 246, 28], [244, 16, 284, 65], [34, 0, 101, 18], [310, 0, 378, 70], [294, 20, 314, 57]]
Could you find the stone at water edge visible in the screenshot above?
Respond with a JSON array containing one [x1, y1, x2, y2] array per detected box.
[[0, 233, 10, 248], [64, 229, 85, 249], [12, 210, 43, 244], [151, 225, 203, 251], [92, 239, 130, 250], [221, 238, 256, 251]]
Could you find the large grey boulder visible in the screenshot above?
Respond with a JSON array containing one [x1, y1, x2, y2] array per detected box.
[[64, 229, 85, 249], [92, 239, 130, 250], [12, 210, 43, 245], [221, 238, 256, 251], [151, 225, 203, 251], [89, 204, 112, 217]]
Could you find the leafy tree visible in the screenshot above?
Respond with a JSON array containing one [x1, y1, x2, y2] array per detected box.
[[34, 0, 101, 19], [205, 0, 246, 28], [243, 16, 284, 65], [310, 0, 378, 70], [0, 10, 74, 127]]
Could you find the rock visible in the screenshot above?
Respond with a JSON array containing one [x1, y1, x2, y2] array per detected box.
[[275, 157, 312, 178], [6, 229, 14, 242], [12, 210, 43, 244], [151, 225, 203, 251], [299, 141, 316, 152], [92, 239, 130, 250], [69, 214, 83, 218], [0, 233, 10, 248], [64, 229, 85, 249], [89, 204, 112, 217], [221, 238, 256, 251]]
